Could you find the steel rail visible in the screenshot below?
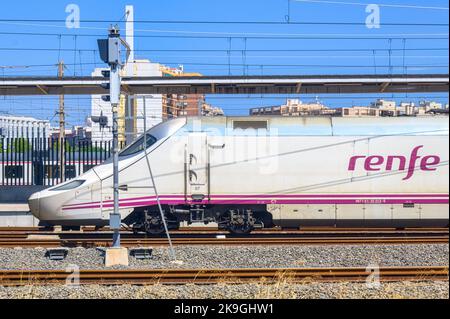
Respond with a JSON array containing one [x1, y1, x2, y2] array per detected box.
[[0, 266, 447, 286], [0, 226, 448, 233], [0, 236, 447, 248]]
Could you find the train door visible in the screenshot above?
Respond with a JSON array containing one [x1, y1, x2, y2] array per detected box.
[[186, 133, 209, 201]]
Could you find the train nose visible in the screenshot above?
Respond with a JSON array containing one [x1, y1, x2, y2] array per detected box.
[[28, 192, 40, 219]]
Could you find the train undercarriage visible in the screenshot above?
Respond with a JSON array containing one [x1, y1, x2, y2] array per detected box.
[[122, 203, 450, 235], [124, 205, 274, 235]]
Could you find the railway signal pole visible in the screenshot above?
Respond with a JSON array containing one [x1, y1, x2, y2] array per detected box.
[[108, 27, 122, 249], [98, 26, 130, 266], [58, 61, 65, 183]]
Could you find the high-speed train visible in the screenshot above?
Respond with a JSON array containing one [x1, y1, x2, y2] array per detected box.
[[28, 116, 449, 234]]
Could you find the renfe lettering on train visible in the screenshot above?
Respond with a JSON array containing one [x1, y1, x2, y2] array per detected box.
[[348, 145, 441, 180]]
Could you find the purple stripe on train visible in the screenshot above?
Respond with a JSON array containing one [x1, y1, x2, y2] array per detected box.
[[62, 193, 449, 209], [62, 197, 449, 211]]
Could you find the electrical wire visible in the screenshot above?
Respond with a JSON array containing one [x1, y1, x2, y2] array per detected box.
[[2, 47, 448, 53], [0, 18, 447, 26], [0, 31, 448, 41], [294, 0, 449, 11]]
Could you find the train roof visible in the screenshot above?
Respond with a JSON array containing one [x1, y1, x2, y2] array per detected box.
[[182, 116, 449, 136]]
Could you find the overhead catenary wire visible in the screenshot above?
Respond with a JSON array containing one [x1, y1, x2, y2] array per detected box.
[[0, 18, 447, 26], [0, 31, 448, 41], [293, 0, 450, 11], [0, 22, 447, 39], [0, 61, 448, 69], [1, 47, 449, 53]]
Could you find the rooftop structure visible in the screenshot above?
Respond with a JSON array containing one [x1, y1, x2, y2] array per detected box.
[[250, 99, 336, 117]]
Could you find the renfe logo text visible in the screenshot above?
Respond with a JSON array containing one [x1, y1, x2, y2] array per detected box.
[[348, 145, 441, 180]]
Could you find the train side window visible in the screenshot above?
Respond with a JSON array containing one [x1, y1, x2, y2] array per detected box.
[[5, 165, 24, 179], [119, 134, 157, 157]]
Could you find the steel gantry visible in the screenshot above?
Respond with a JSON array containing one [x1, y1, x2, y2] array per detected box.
[[0, 74, 448, 96]]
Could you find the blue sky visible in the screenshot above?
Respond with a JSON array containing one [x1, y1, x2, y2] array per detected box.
[[0, 0, 448, 126]]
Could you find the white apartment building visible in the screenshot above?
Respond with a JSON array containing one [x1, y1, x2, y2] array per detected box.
[[396, 101, 445, 116], [0, 115, 50, 140], [419, 101, 443, 112], [371, 99, 397, 116]]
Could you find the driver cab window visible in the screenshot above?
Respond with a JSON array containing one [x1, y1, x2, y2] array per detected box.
[[119, 134, 157, 157]]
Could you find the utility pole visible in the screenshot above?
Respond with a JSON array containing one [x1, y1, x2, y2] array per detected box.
[[58, 61, 65, 183]]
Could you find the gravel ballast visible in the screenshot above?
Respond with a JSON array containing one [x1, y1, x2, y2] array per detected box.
[[0, 244, 447, 270], [0, 281, 447, 299]]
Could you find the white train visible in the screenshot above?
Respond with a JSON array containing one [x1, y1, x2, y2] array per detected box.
[[28, 116, 449, 234]]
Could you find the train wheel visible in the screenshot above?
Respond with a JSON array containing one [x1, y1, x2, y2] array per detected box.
[[144, 211, 179, 236], [228, 223, 253, 235], [226, 209, 256, 235], [144, 213, 166, 235], [145, 225, 165, 236]]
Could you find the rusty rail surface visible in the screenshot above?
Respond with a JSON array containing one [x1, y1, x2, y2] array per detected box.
[[0, 235, 447, 248], [0, 266, 447, 286]]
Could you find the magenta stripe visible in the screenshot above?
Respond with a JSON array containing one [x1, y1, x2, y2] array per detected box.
[[211, 194, 450, 198], [62, 195, 178, 208], [120, 198, 450, 207], [62, 193, 449, 209], [62, 198, 449, 211]]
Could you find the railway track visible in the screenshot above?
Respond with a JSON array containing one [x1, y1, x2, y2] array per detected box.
[[0, 227, 447, 238], [0, 227, 447, 248], [0, 226, 447, 233], [0, 235, 447, 248], [0, 266, 447, 286]]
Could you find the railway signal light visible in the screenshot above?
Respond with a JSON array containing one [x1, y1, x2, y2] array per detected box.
[[97, 35, 121, 65], [97, 39, 109, 64], [91, 111, 108, 130]]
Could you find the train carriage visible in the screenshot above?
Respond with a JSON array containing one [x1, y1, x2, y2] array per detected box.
[[28, 116, 449, 234]]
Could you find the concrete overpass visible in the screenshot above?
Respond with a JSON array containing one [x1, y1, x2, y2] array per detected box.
[[0, 74, 448, 96]]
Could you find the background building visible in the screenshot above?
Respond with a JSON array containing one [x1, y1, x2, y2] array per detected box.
[[250, 99, 336, 116], [160, 66, 223, 119], [50, 125, 92, 146], [0, 115, 50, 140], [90, 60, 163, 144], [370, 99, 397, 116], [90, 62, 225, 143], [163, 94, 205, 118], [162, 93, 224, 118], [336, 106, 381, 117], [202, 103, 225, 117], [251, 98, 448, 118], [370, 99, 447, 117]]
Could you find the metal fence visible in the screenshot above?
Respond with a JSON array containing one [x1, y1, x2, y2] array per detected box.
[[0, 138, 124, 186]]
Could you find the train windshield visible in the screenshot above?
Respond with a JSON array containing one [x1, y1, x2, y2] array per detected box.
[[51, 180, 86, 191], [119, 134, 158, 157]]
